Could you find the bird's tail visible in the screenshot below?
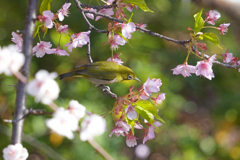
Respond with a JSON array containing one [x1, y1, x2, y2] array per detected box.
[[59, 71, 75, 80]]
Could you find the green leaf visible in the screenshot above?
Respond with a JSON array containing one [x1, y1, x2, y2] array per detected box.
[[193, 9, 204, 35], [34, 21, 42, 38], [122, 0, 153, 13], [127, 13, 134, 23], [39, 0, 53, 14], [199, 32, 221, 48], [125, 119, 136, 135], [135, 100, 164, 123]]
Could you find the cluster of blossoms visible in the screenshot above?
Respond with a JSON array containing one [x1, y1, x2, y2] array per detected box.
[[172, 54, 216, 80], [204, 10, 230, 35], [46, 100, 106, 141], [12, 1, 146, 58], [25, 69, 107, 141], [109, 76, 165, 147], [84, 0, 146, 50], [18, 3, 91, 58], [174, 10, 232, 80]]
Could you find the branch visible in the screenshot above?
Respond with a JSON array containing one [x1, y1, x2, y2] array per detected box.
[[81, 4, 116, 9], [74, 3, 240, 70], [82, 9, 191, 45], [11, 0, 38, 144]]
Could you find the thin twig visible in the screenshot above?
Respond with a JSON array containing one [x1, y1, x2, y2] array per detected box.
[[11, 0, 38, 144], [88, 139, 115, 160], [99, 85, 118, 99], [73, 0, 107, 33], [87, 28, 93, 63]]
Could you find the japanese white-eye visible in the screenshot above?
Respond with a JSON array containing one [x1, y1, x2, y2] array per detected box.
[[59, 61, 140, 85]]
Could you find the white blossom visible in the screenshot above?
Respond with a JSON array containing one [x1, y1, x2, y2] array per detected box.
[[46, 107, 78, 139], [80, 115, 106, 141]]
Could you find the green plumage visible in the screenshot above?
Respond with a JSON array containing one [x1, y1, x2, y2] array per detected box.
[[59, 61, 140, 85]]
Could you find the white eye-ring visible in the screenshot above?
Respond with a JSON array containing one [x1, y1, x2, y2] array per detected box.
[[128, 75, 133, 80]]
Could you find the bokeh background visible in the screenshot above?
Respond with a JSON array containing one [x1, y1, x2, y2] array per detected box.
[[1, 0, 240, 160]]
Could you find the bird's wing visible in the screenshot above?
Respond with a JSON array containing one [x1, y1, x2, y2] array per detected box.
[[75, 64, 116, 80]]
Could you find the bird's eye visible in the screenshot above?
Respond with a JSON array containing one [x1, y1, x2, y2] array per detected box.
[[128, 75, 133, 80]]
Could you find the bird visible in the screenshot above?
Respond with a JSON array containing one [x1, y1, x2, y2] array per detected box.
[[59, 61, 140, 86]]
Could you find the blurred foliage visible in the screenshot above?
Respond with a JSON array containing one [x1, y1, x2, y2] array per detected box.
[[1, 0, 240, 160]]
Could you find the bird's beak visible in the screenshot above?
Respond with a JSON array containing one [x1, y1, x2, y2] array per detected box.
[[134, 77, 141, 82]]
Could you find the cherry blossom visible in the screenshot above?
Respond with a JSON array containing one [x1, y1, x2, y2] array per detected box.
[[65, 31, 91, 52], [125, 105, 137, 120], [95, 8, 114, 21], [11, 32, 23, 52], [80, 114, 106, 141], [51, 46, 69, 56], [195, 54, 216, 80], [106, 53, 123, 65], [125, 4, 138, 12], [218, 23, 230, 35], [108, 34, 126, 50], [32, 41, 55, 58], [58, 3, 71, 21], [151, 93, 166, 105], [57, 25, 69, 34], [140, 77, 162, 100], [85, 8, 97, 20], [172, 63, 196, 77], [46, 107, 78, 139], [196, 43, 207, 51], [126, 131, 137, 147], [205, 10, 221, 25], [121, 22, 136, 39], [109, 120, 130, 137], [68, 100, 86, 121], [41, 10, 54, 28], [222, 49, 233, 63], [3, 143, 28, 160], [26, 70, 60, 104], [143, 121, 162, 144], [0, 45, 25, 76], [231, 57, 239, 65]]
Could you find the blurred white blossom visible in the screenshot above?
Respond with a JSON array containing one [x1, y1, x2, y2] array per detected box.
[[0, 45, 25, 75], [80, 114, 106, 141], [26, 70, 60, 104], [68, 100, 86, 121], [46, 107, 78, 139], [3, 143, 28, 160]]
